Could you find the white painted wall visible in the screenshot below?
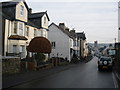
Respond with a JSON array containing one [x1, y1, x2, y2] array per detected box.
[[48, 24, 72, 61], [84, 40, 88, 57], [4, 19, 9, 55], [41, 14, 49, 29]]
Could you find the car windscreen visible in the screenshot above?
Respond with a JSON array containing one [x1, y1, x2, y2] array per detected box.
[[100, 58, 112, 61]]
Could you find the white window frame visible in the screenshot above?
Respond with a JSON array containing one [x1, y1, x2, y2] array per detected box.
[[20, 5, 24, 16], [26, 27, 29, 37], [37, 30, 42, 36], [20, 45, 25, 58], [20, 45, 25, 53], [14, 22, 17, 34], [13, 45, 17, 53], [44, 17, 46, 25], [42, 30, 46, 37], [19, 23, 23, 36], [34, 29, 37, 37]]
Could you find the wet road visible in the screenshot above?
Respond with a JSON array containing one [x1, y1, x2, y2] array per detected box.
[[13, 57, 115, 88]]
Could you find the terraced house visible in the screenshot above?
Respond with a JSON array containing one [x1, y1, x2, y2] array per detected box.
[[1, 0, 50, 58], [48, 23, 88, 62]]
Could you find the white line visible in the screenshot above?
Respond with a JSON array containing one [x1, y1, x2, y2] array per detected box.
[[112, 72, 119, 89]]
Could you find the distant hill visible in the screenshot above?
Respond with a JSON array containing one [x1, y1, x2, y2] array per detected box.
[[88, 43, 115, 48]]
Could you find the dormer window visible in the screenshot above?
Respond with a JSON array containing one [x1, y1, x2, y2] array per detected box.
[[44, 17, 46, 25], [20, 5, 24, 16]]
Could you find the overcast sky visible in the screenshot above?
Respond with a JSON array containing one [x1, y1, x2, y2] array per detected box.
[[1, 0, 119, 43]]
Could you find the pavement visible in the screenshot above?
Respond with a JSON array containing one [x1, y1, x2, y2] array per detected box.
[[113, 71, 120, 89], [2, 62, 84, 89]]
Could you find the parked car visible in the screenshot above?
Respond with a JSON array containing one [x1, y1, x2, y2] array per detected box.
[[95, 53, 102, 58], [98, 56, 113, 71]]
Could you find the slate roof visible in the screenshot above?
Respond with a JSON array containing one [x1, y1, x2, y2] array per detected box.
[[1, 0, 50, 30], [70, 30, 78, 39], [26, 20, 40, 29], [77, 32, 86, 40], [2, 2, 17, 7], [2, 0, 29, 10], [49, 23, 75, 39], [2, 0, 29, 21], [1, 11, 14, 20], [29, 12, 50, 21]]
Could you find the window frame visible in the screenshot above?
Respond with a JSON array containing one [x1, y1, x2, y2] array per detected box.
[[13, 45, 17, 53], [19, 23, 23, 36], [14, 22, 17, 34], [44, 16, 46, 25], [34, 29, 37, 37], [26, 27, 29, 37], [20, 5, 24, 16], [51, 42, 56, 49]]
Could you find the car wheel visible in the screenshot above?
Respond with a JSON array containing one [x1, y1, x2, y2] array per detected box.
[[98, 67, 101, 71], [109, 67, 112, 71]]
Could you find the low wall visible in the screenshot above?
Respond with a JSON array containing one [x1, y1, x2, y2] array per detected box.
[[21, 61, 37, 71], [2, 57, 21, 75]]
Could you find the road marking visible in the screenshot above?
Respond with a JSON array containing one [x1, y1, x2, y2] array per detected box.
[[112, 72, 119, 89]]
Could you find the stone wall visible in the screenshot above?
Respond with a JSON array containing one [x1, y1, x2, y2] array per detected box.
[[20, 61, 37, 71], [2, 58, 21, 75]]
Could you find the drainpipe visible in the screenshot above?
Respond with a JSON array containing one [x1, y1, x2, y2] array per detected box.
[[80, 39, 81, 59]]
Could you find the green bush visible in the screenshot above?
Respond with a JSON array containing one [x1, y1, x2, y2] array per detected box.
[[34, 53, 46, 63], [71, 53, 79, 64]]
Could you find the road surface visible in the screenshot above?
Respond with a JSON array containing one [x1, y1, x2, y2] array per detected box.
[[12, 57, 115, 88]]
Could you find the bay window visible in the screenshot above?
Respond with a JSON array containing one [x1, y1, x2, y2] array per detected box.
[[26, 27, 29, 36], [34, 29, 37, 37], [19, 23, 23, 36], [14, 22, 17, 34]]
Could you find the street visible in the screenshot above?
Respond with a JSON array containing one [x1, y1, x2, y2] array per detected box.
[[12, 57, 115, 88]]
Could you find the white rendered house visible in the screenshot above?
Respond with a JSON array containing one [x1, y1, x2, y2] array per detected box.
[[48, 23, 75, 62]]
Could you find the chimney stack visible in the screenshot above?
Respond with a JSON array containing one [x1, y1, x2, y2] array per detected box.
[[65, 28, 69, 32], [29, 8, 32, 14], [59, 23, 65, 30], [70, 28, 75, 33]]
